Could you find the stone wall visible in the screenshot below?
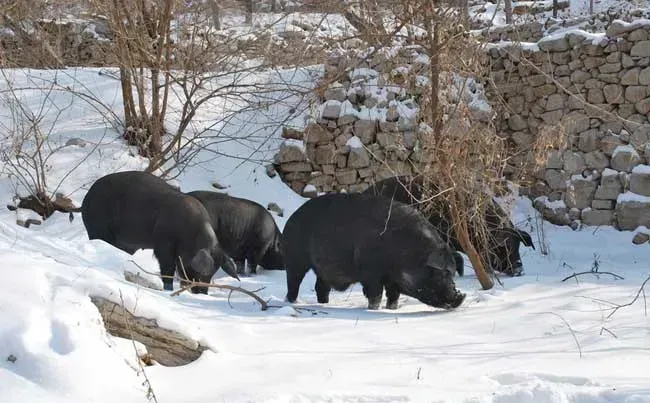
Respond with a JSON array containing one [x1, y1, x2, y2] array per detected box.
[[488, 20, 650, 230], [271, 46, 492, 197]]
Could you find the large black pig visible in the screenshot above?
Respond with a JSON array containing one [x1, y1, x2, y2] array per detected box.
[[80, 171, 239, 293], [363, 175, 535, 276], [282, 193, 466, 310], [186, 190, 284, 276]]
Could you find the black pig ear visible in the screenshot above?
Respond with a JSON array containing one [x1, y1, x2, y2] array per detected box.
[[518, 230, 535, 250]]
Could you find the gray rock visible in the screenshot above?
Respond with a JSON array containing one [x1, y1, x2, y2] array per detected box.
[[546, 94, 565, 111], [584, 151, 610, 170], [632, 231, 650, 244], [630, 126, 650, 148], [266, 164, 277, 178], [599, 63, 621, 74], [321, 101, 342, 120], [546, 150, 564, 169], [631, 41, 650, 57], [616, 199, 650, 230], [639, 66, 650, 85], [324, 83, 347, 102], [587, 88, 605, 104], [539, 36, 571, 52], [335, 169, 358, 185], [565, 177, 597, 209], [278, 161, 312, 173], [578, 129, 603, 152], [569, 207, 581, 221], [563, 151, 586, 174], [353, 119, 377, 144], [508, 114, 528, 131], [635, 98, 650, 115], [304, 123, 334, 144], [603, 84, 624, 104], [511, 131, 534, 148], [570, 70, 591, 84], [625, 86, 647, 103], [592, 199, 615, 210], [347, 147, 370, 169], [581, 209, 615, 226], [630, 165, 650, 196], [611, 145, 641, 172], [534, 197, 570, 226], [65, 137, 87, 147], [562, 111, 590, 135], [276, 141, 308, 163], [376, 132, 397, 147], [314, 144, 337, 165], [600, 135, 624, 156], [621, 68, 640, 85], [629, 29, 649, 42]]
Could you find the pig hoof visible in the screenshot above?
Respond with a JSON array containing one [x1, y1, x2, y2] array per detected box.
[[386, 302, 398, 310]]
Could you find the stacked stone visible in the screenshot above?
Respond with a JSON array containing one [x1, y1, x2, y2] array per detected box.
[[489, 20, 650, 230]]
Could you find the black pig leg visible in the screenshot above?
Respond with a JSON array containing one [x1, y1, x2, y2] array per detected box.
[[235, 260, 246, 276], [315, 275, 331, 304], [154, 242, 176, 291], [361, 280, 383, 310], [384, 281, 401, 310], [285, 265, 309, 303]]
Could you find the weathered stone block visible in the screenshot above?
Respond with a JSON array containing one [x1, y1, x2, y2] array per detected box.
[[324, 83, 347, 102], [621, 68, 640, 85], [587, 88, 605, 104], [570, 70, 590, 84], [630, 165, 650, 196], [335, 169, 358, 185], [616, 198, 650, 230], [308, 173, 335, 187], [321, 100, 342, 120], [599, 63, 621, 74], [611, 145, 642, 172], [631, 41, 650, 57], [629, 29, 650, 42], [508, 115, 528, 131], [584, 151, 610, 170], [603, 84, 624, 104], [600, 135, 624, 156], [280, 161, 313, 173], [276, 141, 308, 163], [376, 132, 397, 147], [304, 123, 334, 144], [582, 209, 615, 226], [546, 150, 564, 170], [314, 144, 337, 165], [635, 97, 650, 115], [545, 169, 568, 190], [347, 147, 370, 169], [578, 129, 603, 152], [545, 94, 565, 111], [592, 199, 615, 210], [353, 119, 377, 144], [563, 151, 586, 174], [565, 177, 597, 209]]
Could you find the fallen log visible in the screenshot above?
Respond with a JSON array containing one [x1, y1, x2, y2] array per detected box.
[[91, 296, 208, 367]]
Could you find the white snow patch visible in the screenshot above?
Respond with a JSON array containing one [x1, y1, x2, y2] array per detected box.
[[631, 164, 650, 174], [346, 136, 364, 149], [612, 144, 639, 158], [617, 191, 650, 203], [602, 168, 619, 177]]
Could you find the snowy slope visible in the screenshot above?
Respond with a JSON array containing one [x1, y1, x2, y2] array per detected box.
[[0, 66, 649, 403]]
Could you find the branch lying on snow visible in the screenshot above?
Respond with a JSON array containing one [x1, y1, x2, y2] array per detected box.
[[127, 259, 269, 311], [535, 311, 582, 358], [561, 271, 624, 282], [604, 275, 650, 319], [169, 282, 269, 311]]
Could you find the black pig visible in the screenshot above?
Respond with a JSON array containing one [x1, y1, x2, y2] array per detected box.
[[282, 193, 466, 310], [363, 175, 535, 276], [186, 191, 284, 276], [80, 171, 239, 293]]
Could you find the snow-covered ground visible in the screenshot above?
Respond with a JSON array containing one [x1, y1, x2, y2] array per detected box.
[[0, 63, 649, 403]]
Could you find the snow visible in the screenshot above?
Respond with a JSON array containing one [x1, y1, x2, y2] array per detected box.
[[535, 196, 567, 210], [603, 168, 619, 177], [631, 164, 650, 174], [612, 145, 639, 158], [345, 136, 363, 149], [1, 64, 650, 403], [617, 191, 650, 203]]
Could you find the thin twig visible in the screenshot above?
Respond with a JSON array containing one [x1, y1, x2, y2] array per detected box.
[[170, 282, 268, 310], [606, 275, 650, 319], [536, 311, 582, 358], [561, 271, 624, 282]]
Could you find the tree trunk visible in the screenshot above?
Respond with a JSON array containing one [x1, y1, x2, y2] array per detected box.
[[589, 0, 593, 14], [504, 0, 513, 24], [208, 0, 221, 30], [553, 0, 558, 18], [245, 0, 253, 24], [270, 0, 278, 13]]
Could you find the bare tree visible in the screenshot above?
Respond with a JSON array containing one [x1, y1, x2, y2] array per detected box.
[[504, 0, 513, 24]]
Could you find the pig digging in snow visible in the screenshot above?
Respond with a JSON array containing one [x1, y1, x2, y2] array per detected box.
[[363, 175, 535, 277], [282, 193, 466, 310], [186, 191, 284, 276], [80, 171, 239, 294]]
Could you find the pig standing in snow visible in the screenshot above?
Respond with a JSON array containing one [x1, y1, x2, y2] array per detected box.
[[80, 171, 239, 294], [186, 190, 284, 276], [363, 175, 535, 277], [282, 193, 466, 310]]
